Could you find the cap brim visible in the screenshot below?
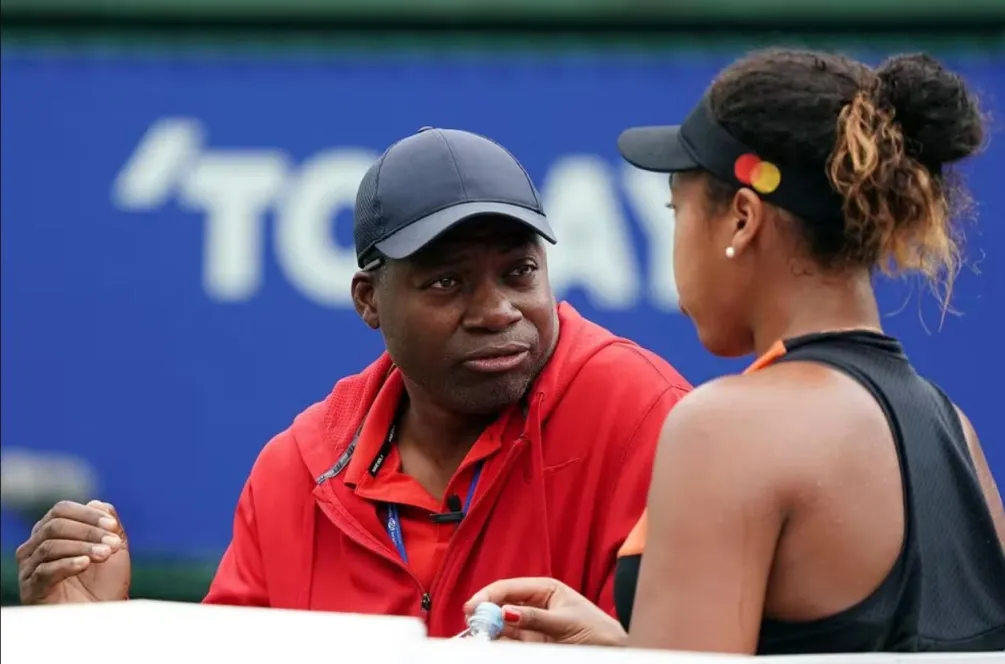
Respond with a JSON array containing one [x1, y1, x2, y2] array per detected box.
[[374, 201, 557, 260], [618, 125, 699, 173]]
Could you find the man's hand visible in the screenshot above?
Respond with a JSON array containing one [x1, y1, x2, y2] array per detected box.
[[16, 500, 131, 605]]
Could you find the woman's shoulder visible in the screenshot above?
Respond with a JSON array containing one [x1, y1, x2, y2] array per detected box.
[[655, 363, 887, 495]]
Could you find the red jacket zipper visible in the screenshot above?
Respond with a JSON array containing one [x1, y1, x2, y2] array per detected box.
[[314, 482, 431, 619], [314, 433, 530, 628], [427, 435, 531, 617]]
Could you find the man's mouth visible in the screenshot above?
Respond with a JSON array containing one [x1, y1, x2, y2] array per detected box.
[[460, 343, 531, 374]]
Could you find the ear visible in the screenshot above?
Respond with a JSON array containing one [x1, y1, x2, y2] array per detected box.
[[351, 271, 380, 330], [728, 188, 767, 255]]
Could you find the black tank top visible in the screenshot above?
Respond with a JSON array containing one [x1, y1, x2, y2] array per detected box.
[[613, 330, 1005, 653]]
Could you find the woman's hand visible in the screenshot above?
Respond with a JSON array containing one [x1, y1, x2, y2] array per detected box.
[[464, 577, 627, 647]]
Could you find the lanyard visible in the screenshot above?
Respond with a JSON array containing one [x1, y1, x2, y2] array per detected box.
[[385, 461, 484, 564]]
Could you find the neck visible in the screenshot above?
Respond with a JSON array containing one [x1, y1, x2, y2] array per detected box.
[[751, 269, 883, 358], [394, 379, 496, 496]]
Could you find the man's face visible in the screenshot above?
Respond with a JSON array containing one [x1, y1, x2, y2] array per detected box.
[[354, 215, 558, 415]]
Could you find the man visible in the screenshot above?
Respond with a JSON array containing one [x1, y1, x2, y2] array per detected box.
[[15, 128, 691, 637]]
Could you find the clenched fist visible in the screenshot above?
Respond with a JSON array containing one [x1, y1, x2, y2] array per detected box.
[[16, 500, 131, 605]]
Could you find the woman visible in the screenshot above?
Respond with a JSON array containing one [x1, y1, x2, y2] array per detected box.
[[465, 49, 1005, 653]]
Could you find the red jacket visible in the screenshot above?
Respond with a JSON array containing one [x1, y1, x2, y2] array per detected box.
[[203, 303, 691, 636]]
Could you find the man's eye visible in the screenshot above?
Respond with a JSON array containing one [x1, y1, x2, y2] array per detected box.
[[509, 264, 538, 278], [428, 277, 458, 290]]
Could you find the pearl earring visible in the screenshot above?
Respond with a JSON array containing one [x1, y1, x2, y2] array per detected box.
[[725, 246, 736, 259]]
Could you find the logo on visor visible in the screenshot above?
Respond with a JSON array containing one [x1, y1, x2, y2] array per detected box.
[[734, 154, 781, 195]]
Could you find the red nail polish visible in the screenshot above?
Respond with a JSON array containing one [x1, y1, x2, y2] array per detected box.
[[503, 608, 520, 623]]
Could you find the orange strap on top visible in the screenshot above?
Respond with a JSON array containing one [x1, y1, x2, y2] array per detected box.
[[743, 339, 787, 375], [619, 510, 648, 557]]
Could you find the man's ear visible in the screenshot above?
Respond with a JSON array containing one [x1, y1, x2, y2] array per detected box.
[[351, 271, 380, 330]]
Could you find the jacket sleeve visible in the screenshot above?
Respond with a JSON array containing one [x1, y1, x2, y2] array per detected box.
[[591, 383, 690, 616], [202, 478, 270, 606]]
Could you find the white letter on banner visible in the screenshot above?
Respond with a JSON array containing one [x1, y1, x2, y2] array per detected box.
[[179, 152, 290, 303], [112, 118, 205, 211], [274, 149, 379, 308], [541, 156, 640, 310], [622, 166, 680, 311]]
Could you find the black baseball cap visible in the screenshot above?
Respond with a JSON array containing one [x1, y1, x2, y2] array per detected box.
[[617, 97, 843, 222], [354, 127, 556, 268]]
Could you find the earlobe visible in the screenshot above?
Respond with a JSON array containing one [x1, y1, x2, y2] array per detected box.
[[351, 273, 381, 330]]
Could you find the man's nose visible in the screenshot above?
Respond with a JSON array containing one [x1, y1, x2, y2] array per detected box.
[[463, 281, 522, 332]]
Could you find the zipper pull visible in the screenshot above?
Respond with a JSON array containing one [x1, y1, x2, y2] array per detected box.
[[421, 593, 432, 612]]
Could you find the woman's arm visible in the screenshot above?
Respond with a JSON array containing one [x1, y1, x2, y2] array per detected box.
[[627, 376, 793, 654]]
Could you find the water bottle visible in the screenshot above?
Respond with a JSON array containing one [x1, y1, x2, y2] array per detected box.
[[454, 602, 504, 641]]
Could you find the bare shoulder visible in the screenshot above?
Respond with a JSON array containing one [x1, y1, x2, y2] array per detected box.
[[656, 361, 889, 494], [651, 373, 793, 496], [661, 361, 875, 445], [952, 403, 978, 438], [950, 403, 1005, 546], [952, 403, 983, 461], [950, 402, 991, 487]]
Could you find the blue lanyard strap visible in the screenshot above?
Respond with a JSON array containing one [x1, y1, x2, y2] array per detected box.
[[385, 461, 484, 564]]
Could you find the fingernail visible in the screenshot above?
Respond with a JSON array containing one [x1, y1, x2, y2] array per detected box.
[[102, 535, 122, 547], [98, 516, 117, 530], [73, 556, 90, 567], [503, 608, 521, 624], [91, 545, 111, 557]]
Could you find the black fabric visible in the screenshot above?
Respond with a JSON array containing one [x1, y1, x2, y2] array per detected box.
[[353, 127, 554, 267], [614, 553, 640, 632], [617, 97, 845, 224], [613, 330, 1005, 653]]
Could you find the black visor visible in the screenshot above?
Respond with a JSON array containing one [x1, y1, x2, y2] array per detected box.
[[618, 97, 843, 223]]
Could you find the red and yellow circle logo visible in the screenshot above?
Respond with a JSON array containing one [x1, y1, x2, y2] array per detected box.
[[734, 153, 781, 195]]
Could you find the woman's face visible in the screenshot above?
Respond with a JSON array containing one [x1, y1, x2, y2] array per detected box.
[[670, 172, 756, 357]]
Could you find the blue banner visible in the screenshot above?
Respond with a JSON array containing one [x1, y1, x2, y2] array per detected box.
[[2, 50, 1003, 558]]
